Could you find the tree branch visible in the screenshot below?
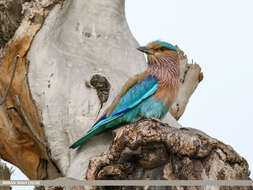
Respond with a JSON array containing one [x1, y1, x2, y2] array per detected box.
[[86, 120, 251, 190]]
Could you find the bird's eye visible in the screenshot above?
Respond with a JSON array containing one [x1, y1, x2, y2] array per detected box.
[[160, 47, 167, 51]]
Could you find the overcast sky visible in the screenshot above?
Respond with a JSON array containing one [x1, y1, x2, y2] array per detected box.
[[6, 0, 253, 189], [126, 0, 253, 177]]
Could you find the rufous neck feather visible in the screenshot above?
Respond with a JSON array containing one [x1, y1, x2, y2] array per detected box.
[[147, 52, 180, 86]]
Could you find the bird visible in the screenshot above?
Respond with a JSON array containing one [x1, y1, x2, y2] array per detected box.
[[70, 40, 180, 149]]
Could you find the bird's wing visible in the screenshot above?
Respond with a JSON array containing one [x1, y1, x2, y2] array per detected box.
[[69, 72, 158, 149], [105, 71, 150, 116]]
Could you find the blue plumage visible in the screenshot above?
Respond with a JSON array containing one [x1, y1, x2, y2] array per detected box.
[[70, 75, 167, 149], [111, 75, 158, 115], [154, 41, 177, 51], [70, 40, 180, 149]]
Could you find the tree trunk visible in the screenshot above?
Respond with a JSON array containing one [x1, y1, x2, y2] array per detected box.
[[0, 1, 251, 190]]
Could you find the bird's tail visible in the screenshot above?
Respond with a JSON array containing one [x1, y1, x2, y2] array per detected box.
[[69, 113, 119, 149], [69, 114, 108, 149], [69, 122, 107, 149], [69, 130, 95, 149], [69, 107, 130, 149]]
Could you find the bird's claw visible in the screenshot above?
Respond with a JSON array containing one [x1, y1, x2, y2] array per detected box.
[[151, 117, 164, 124]]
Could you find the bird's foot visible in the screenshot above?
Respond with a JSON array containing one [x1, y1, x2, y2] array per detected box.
[[151, 117, 164, 125]]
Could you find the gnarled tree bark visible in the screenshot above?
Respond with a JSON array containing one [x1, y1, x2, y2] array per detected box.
[[0, 160, 12, 190], [87, 120, 251, 190], [0, 1, 251, 190]]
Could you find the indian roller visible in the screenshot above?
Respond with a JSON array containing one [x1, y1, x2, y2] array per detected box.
[[70, 40, 180, 149]]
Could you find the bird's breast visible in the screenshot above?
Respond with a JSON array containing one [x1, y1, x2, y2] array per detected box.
[[154, 84, 179, 108]]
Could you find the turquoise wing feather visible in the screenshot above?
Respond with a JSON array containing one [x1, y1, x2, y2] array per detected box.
[[69, 75, 158, 149]]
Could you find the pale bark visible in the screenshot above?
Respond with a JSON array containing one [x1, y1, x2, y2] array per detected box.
[[0, 1, 251, 190], [0, 0, 63, 179]]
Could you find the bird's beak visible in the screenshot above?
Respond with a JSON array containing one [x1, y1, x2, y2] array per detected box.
[[137, 46, 153, 55]]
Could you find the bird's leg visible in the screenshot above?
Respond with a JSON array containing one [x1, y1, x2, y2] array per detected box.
[[151, 117, 164, 125]]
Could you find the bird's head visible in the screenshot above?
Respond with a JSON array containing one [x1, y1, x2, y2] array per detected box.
[[137, 40, 178, 65]]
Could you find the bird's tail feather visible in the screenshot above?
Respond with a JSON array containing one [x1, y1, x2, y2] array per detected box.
[[69, 128, 99, 149], [69, 112, 123, 149]]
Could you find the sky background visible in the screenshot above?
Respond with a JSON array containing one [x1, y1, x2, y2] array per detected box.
[[4, 0, 253, 189], [126, 0, 253, 177]]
